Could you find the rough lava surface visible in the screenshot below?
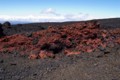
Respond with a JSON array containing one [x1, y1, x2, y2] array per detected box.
[[0, 21, 120, 59]]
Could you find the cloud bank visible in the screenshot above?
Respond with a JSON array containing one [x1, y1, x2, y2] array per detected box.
[[0, 8, 97, 23]]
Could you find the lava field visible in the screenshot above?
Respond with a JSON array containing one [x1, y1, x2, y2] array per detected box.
[[0, 21, 120, 59], [0, 20, 120, 80]]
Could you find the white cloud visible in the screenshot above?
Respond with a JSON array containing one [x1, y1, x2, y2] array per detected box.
[[0, 8, 98, 23], [41, 8, 55, 14], [40, 8, 61, 16]]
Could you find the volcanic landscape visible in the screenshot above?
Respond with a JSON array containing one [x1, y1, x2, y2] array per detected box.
[[0, 18, 120, 80]]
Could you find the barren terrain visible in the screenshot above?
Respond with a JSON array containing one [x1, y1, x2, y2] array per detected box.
[[0, 19, 120, 80]]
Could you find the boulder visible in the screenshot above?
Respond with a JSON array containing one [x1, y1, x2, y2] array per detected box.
[[3, 21, 11, 28], [0, 23, 2, 27], [0, 23, 4, 38]]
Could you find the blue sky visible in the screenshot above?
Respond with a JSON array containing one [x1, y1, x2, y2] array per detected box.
[[0, 0, 120, 22]]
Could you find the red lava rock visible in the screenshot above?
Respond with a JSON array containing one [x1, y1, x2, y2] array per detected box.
[[86, 21, 100, 29], [28, 54, 38, 59], [100, 43, 107, 48], [102, 33, 107, 38], [115, 38, 120, 44], [39, 52, 47, 59], [39, 50, 54, 59], [86, 47, 94, 53], [0, 21, 120, 59], [65, 49, 80, 56]]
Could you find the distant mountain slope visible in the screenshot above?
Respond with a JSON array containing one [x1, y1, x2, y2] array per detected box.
[[97, 18, 120, 28], [26, 18, 120, 28], [1, 18, 120, 36]]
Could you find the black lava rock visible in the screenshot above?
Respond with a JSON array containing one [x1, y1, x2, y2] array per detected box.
[[3, 21, 11, 27], [0, 23, 5, 37]]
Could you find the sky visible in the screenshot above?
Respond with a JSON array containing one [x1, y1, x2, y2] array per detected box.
[[0, 0, 120, 23]]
